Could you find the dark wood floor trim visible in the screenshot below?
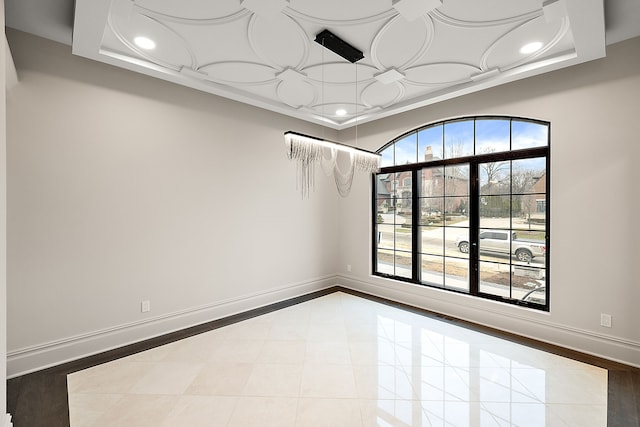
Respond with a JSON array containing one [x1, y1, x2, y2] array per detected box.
[[6, 285, 640, 427]]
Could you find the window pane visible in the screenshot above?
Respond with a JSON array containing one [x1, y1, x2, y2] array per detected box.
[[444, 197, 469, 224], [377, 222, 393, 250], [395, 251, 412, 279], [395, 195, 413, 228], [512, 195, 546, 231], [479, 195, 511, 229], [512, 158, 546, 194], [476, 119, 510, 154], [510, 230, 546, 266], [420, 166, 444, 197], [380, 146, 394, 167], [376, 174, 392, 199], [444, 120, 474, 159], [395, 224, 412, 253], [444, 257, 469, 292], [479, 261, 512, 298], [446, 226, 468, 258], [479, 161, 510, 195], [513, 265, 546, 305], [444, 164, 469, 196], [512, 120, 548, 150], [478, 229, 512, 263], [420, 198, 443, 224], [421, 254, 444, 287], [377, 248, 394, 275], [396, 171, 413, 197], [395, 133, 417, 165], [420, 225, 443, 256], [418, 125, 444, 162]]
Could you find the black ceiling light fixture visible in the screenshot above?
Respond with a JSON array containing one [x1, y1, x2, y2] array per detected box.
[[314, 29, 364, 63]]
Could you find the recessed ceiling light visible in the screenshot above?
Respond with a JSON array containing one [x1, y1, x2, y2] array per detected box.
[[520, 41, 543, 54], [134, 36, 156, 50], [336, 109, 347, 116]]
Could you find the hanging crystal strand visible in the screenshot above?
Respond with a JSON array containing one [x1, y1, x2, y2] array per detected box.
[[320, 146, 337, 177], [332, 151, 355, 197]]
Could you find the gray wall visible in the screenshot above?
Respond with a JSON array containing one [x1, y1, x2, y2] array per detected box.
[[6, 29, 340, 375], [5, 27, 640, 375], [338, 36, 640, 366], [1, 0, 8, 418]]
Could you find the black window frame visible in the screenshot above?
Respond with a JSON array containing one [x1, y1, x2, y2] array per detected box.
[[372, 116, 550, 311]]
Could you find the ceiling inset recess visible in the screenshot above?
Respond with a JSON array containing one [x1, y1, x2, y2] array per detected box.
[[72, 0, 606, 129]]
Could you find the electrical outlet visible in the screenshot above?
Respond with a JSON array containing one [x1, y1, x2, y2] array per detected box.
[[141, 300, 151, 313], [347, 264, 352, 272], [600, 313, 612, 328]]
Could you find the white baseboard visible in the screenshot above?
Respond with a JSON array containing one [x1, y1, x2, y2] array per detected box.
[[338, 274, 640, 369], [3, 414, 12, 427], [7, 275, 338, 378]]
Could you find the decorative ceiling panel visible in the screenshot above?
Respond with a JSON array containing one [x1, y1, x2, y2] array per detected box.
[[72, 0, 606, 129]]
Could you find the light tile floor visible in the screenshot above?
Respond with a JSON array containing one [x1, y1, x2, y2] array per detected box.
[[67, 292, 607, 426]]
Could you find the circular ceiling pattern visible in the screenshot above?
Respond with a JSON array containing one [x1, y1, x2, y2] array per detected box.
[[482, 15, 568, 71], [288, 0, 391, 23], [134, 0, 243, 21], [436, 0, 540, 24], [304, 62, 376, 84], [109, 8, 195, 70], [404, 62, 480, 85], [309, 102, 366, 118], [361, 81, 404, 108], [249, 14, 308, 70], [82, 0, 592, 128], [371, 15, 434, 70], [277, 80, 316, 108], [200, 62, 277, 85]]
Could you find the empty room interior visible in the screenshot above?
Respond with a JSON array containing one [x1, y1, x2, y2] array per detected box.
[[2, 0, 640, 425]]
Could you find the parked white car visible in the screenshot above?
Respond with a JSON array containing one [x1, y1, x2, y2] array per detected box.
[[456, 230, 546, 262]]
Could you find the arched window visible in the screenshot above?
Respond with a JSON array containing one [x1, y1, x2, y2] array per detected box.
[[373, 116, 549, 310]]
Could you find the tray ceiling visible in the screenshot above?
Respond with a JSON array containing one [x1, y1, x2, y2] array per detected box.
[[72, 0, 606, 129]]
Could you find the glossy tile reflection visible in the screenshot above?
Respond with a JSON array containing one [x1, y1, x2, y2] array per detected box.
[[68, 292, 607, 426]]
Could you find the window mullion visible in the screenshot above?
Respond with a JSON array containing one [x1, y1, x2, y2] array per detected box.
[[469, 162, 479, 295], [412, 168, 420, 282]]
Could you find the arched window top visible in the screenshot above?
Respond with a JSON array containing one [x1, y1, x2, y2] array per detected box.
[[378, 116, 549, 168]]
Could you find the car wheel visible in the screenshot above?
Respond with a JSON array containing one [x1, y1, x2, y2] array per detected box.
[[515, 249, 532, 263], [458, 241, 469, 253]]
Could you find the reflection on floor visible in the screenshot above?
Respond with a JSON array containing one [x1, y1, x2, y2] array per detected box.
[[67, 292, 607, 426]]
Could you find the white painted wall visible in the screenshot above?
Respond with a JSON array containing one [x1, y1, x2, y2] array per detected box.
[[5, 26, 640, 375], [338, 37, 640, 367], [5, 30, 340, 376], [1, 0, 8, 418]]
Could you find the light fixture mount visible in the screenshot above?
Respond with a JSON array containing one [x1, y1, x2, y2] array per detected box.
[[314, 29, 364, 63]]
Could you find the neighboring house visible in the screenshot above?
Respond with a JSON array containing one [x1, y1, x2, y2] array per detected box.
[[377, 146, 469, 218]]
